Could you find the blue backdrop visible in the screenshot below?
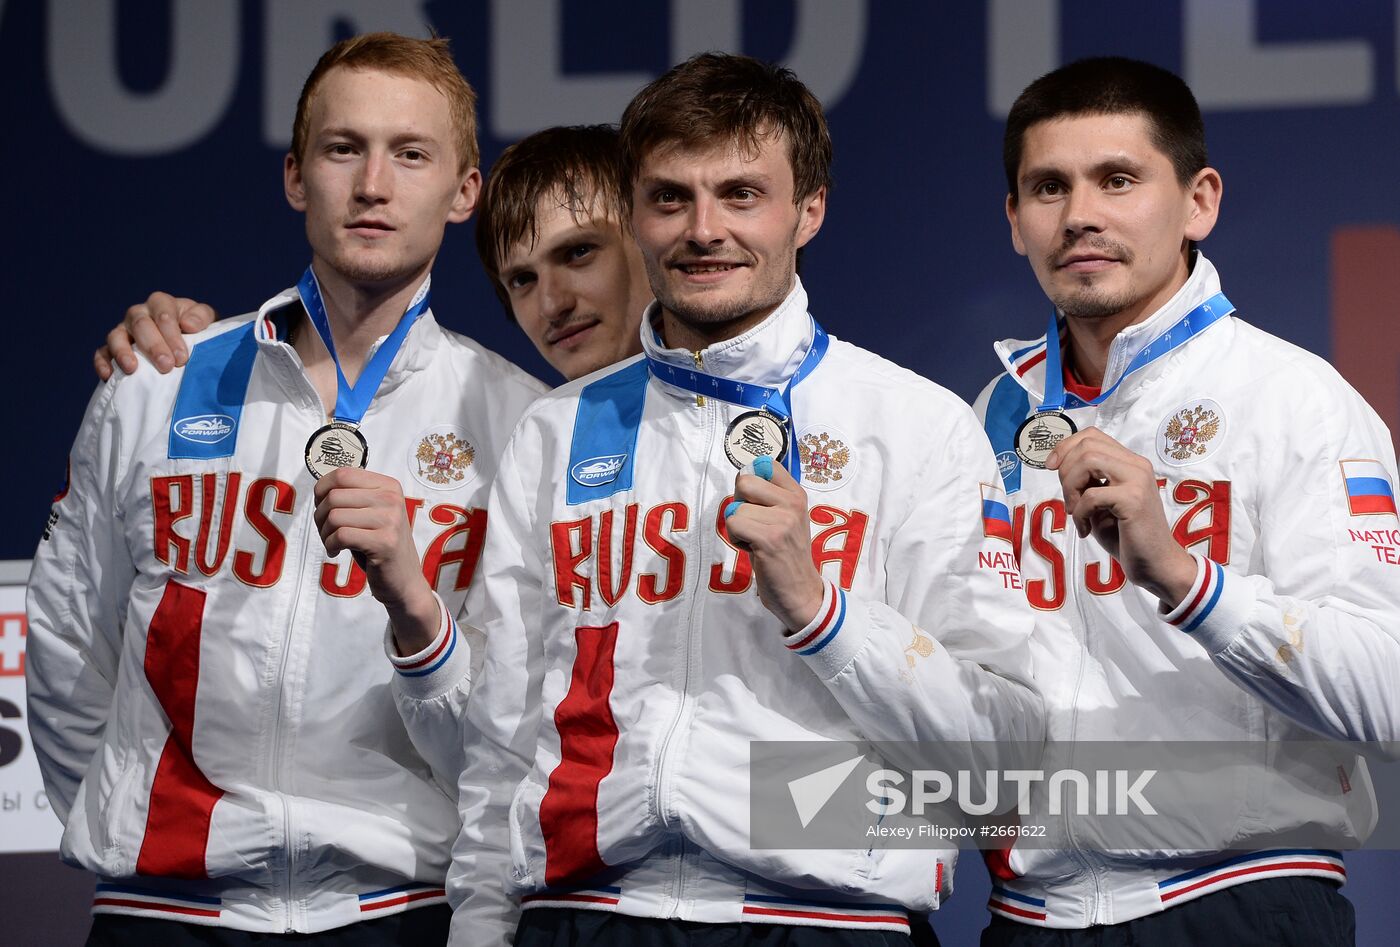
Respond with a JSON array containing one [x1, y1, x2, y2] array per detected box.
[[5, 2, 1400, 944]]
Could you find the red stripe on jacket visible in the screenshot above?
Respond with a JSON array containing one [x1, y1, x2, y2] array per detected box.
[[539, 622, 622, 886], [136, 580, 225, 879]]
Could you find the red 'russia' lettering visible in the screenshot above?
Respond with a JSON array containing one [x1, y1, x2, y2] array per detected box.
[[1010, 504, 1027, 566], [639, 503, 688, 604], [420, 504, 487, 592], [549, 500, 871, 608], [320, 556, 368, 599], [232, 478, 294, 588], [709, 496, 753, 594], [1084, 557, 1126, 595], [597, 505, 639, 607], [1172, 479, 1231, 564], [1026, 500, 1067, 610], [552, 517, 593, 609], [810, 505, 869, 590], [195, 473, 242, 576], [152, 475, 195, 573]]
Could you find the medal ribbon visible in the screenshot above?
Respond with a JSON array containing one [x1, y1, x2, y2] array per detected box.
[[296, 266, 431, 425], [1038, 292, 1233, 412], [645, 320, 830, 481]]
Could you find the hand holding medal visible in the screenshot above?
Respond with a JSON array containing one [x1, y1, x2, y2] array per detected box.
[[1046, 427, 1197, 607], [723, 454, 826, 631], [296, 266, 442, 653]]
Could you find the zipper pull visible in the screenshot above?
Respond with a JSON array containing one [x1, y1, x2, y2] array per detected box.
[[692, 350, 706, 407]]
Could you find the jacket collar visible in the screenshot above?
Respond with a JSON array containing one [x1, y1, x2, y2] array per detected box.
[[253, 283, 443, 400], [994, 252, 1225, 404], [640, 277, 815, 395]]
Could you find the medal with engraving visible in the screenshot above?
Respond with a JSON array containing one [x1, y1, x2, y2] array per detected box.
[[304, 420, 369, 479], [724, 410, 790, 469], [1013, 410, 1077, 469], [294, 266, 431, 479]]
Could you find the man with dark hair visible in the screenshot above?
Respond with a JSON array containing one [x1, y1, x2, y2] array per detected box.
[[974, 56, 1400, 945], [475, 125, 651, 380], [27, 32, 544, 944], [97, 125, 651, 385], [398, 51, 1042, 946]]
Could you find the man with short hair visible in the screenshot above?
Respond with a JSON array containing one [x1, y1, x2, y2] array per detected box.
[[475, 124, 651, 381], [400, 52, 1042, 946], [28, 32, 543, 944], [974, 56, 1400, 945], [98, 125, 652, 385]]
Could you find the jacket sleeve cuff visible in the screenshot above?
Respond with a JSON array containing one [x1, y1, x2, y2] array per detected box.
[[384, 594, 471, 700], [1159, 554, 1254, 654], [782, 579, 868, 678]]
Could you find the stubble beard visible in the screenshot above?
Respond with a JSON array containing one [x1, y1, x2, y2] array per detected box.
[[1051, 280, 1139, 321], [1045, 237, 1136, 321], [650, 241, 798, 338], [334, 252, 420, 287]]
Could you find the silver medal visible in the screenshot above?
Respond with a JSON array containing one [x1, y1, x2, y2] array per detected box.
[[724, 410, 789, 469], [304, 420, 369, 479], [1014, 411, 1077, 469]]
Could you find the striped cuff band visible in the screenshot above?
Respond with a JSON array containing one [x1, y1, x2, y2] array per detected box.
[[385, 593, 465, 691], [785, 580, 846, 656], [1161, 554, 1224, 633]]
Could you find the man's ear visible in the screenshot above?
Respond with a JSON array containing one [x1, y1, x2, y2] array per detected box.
[[285, 153, 307, 212], [1006, 194, 1028, 257], [1184, 167, 1222, 243], [794, 186, 827, 250], [448, 168, 483, 224]]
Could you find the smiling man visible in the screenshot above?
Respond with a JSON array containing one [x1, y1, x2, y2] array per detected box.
[[391, 52, 1042, 947], [27, 33, 543, 945], [974, 57, 1400, 946]]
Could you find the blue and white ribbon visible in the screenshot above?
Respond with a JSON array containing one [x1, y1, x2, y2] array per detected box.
[[296, 266, 431, 425], [646, 320, 830, 481], [1038, 293, 1233, 412]]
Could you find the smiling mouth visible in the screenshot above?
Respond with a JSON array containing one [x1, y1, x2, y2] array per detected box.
[[675, 262, 743, 275]]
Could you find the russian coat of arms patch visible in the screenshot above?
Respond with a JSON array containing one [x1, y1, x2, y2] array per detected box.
[[797, 428, 855, 490], [1157, 400, 1225, 467], [411, 428, 477, 489]]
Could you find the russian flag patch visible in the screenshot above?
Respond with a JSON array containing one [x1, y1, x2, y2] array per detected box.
[[982, 483, 1015, 545], [1341, 459, 1397, 516]]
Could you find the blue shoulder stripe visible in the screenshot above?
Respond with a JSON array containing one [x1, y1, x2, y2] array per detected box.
[[566, 360, 649, 505], [983, 373, 1029, 494], [168, 323, 259, 460]]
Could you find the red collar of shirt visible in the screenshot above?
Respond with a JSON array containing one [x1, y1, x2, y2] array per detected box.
[[1062, 360, 1102, 402]]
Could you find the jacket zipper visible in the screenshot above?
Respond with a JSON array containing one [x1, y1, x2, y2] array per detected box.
[[692, 350, 706, 407], [652, 354, 716, 911], [266, 399, 323, 931], [1062, 415, 1110, 925]]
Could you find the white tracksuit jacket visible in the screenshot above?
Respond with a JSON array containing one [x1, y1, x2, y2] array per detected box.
[[972, 253, 1400, 928], [25, 284, 544, 933], [396, 279, 1045, 946]]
